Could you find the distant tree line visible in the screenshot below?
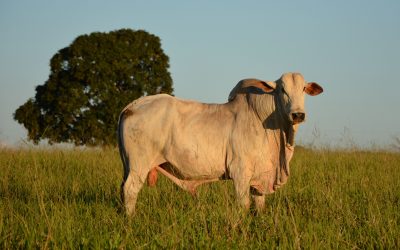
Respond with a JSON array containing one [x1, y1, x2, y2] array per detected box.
[[14, 29, 173, 146]]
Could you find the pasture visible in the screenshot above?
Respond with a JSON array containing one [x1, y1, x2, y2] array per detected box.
[[0, 147, 399, 249]]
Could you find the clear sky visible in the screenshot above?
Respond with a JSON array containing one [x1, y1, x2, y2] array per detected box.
[[0, 0, 399, 148]]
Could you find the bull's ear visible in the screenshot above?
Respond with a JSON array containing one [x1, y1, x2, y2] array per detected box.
[[258, 81, 276, 93], [304, 82, 323, 96]]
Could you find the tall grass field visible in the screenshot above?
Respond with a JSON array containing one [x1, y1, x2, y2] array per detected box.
[[1, 146, 399, 249]]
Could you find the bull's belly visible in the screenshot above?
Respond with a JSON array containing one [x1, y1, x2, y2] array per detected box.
[[164, 148, 226, 180], [178, 164, 225, 180]]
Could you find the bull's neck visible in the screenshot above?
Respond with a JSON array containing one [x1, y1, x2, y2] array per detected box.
[[248, 93, 292, 147], [226, 94, 294, 146]]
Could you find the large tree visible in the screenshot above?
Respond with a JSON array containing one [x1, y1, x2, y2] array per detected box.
[[14, 29, 173, 146]]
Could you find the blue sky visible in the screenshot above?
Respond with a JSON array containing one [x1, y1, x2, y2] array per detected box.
[[0, 1, 399, 147]]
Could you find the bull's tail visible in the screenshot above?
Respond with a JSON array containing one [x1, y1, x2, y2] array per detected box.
[[117, 106, 132, 186]]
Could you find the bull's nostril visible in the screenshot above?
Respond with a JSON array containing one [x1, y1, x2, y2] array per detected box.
[[292, 112, 305, 122]]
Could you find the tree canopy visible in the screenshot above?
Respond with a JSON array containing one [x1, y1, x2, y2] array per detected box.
[[14, 29, 173, 146]]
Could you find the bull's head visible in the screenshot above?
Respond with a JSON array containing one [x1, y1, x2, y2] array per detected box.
[[277, 73, 323, 125], [229, 72, 323, 126], [241, 73, 323, 125]]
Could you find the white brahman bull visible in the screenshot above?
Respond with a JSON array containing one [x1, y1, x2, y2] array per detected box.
[[118, 72, 323, 216]]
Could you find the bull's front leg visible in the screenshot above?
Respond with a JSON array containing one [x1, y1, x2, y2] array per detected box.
[[250, 180, 267, 213], [233, 179, 250, 210], [231, 174, 251, 210], [252, 195, 265, 213]]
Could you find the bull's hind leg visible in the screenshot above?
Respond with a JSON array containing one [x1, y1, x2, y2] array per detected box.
[[122, 167, 149, 216]]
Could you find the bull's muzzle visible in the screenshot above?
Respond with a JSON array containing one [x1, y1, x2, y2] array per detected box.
[[291, 112, 305, 124]]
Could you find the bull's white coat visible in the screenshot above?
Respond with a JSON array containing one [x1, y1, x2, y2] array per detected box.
[[118, 72, 323, 216]]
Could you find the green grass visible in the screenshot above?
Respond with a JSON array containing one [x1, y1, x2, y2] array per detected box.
[[1, 147, 399, 249]]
